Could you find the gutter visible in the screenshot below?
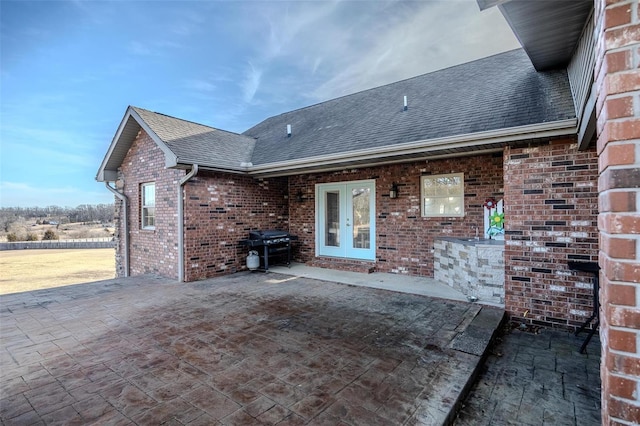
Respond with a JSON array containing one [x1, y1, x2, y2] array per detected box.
[[105, 182, 129, 277], [178, 164, 198, 282], [174, 163, 249, 175], [247, 119, 577, 176]]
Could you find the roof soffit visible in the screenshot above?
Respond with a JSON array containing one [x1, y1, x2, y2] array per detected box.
[[479, 0, 593, 71], [96, 106, 178, 182]]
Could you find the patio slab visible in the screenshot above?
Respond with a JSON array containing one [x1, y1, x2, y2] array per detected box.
[[1, 273, 502, 425], [454, 326, 602, 425], [269, 263, 474, 305]]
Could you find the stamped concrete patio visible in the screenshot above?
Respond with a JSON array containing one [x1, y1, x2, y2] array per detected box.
[[1, 272, 503, 425]]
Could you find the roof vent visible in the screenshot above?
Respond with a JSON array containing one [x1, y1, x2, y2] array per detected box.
[[287, 124, 292, 137], [403, 95, 408, 111]]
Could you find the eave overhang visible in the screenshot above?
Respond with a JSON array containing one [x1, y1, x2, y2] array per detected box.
[[173, 162, 249, 175], [246, 119, 577, 178], [477, 0, 593, 71], [97, 107, 251, 182], [96, 106, 178, 182], [98, 112, 577, 180]]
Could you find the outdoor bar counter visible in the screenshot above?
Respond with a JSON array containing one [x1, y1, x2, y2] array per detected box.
[[433, 237, 505, 305]]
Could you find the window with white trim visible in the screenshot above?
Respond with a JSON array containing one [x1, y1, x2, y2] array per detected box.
[[421, 173, 464, 217], [141, 182, 155, 229]]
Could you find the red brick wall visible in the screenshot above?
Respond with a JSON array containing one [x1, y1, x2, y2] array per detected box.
[[118, 130, 184, 279], [595, 0, 640, 423], [182, 171, 289, 281], [503, 140, 599, 328], [291, 142, 600, 326], [289, 153, 504, 276]]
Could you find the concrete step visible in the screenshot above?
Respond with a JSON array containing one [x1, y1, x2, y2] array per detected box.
[[308, 258, 376, 274], [445, 306, 506, 424]]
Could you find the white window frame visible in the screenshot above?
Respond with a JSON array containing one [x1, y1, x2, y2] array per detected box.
[[141, 182, 156, 230], [421, 173, 464, 217]]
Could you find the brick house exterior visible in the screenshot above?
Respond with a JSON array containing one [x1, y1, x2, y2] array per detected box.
[[118, 130, 184, 278], [504, 141, 600, 329], [111, 127, 290, 282], [288, 153, 505, 276], [182, 172, 288, 281], [594, 0, 640, 423], [97, 2, 639, 422], [104, 122, 601, 330]]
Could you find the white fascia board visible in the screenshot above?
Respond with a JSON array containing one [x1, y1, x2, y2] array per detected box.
[[96, 108, 137, 182], [252, 147, 506, 178], [247, 119, 577, 176], [96, 106, 180, 181], [476, 0, 510, 11], [174, 162, 248, 175], [577, 91, 596, 151]]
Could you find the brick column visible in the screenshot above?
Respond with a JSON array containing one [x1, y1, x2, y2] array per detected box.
[[595, 0, 640, 423]]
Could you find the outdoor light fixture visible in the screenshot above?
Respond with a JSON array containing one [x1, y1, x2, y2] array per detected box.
[[296, 190, 304, 202], [389, 183, 399, 199]]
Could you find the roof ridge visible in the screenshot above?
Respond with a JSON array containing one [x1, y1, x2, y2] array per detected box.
[[244, 48, 525, 130], [131, 106, 256, 141]]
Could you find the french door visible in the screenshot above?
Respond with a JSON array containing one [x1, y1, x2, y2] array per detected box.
[[316, 180, 375, 260]]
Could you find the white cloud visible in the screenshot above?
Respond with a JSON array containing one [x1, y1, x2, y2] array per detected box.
[[2, 123, 102, 166], [170, 9, 206, 37], [128, 41, 154, 56], [225, 1, 518, 105], [311, 57, 323, 75], [241, 63, 263, 104], [310, 1, 520, 100], [222, 1, 347, 104], [126, 38, 184, 59], [156, 40, 183, 49], [184, 79, 217, 92], [0, 0, 524, 209], [261, 1, 341, 60]]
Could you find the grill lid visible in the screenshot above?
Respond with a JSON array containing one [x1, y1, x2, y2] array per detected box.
[[249, 230, 290, 240]]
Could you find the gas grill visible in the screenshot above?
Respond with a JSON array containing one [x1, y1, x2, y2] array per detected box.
[[239, 230, 297, 271]]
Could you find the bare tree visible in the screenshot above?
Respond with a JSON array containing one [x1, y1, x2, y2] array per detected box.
[[0, 204, 115, 226]]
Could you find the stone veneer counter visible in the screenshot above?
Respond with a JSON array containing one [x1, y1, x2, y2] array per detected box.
[[433, 237, 505, 305]]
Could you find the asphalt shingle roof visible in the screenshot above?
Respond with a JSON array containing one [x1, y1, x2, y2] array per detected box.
[[244, 49, 575, 166], [133, 107, 256, 170]]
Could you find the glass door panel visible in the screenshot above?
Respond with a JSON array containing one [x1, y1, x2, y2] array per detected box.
[[345, 182, 375, 259], [325, 191, 340, 247], [317, 184, 345, 258], [350, 186, 371, 249], [317, 181, 375, 260]]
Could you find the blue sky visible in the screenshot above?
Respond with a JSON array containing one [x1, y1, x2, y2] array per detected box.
[[0, 0, 518, 208]]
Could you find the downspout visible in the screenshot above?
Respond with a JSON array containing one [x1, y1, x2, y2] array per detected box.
[[178, 164, 199, 282], [105, 182, 129, 277]]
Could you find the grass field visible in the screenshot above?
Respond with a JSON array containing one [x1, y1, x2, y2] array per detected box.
[[0, 249, 115, 295]]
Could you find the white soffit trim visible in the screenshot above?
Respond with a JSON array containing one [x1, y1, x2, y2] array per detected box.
[[96, 109, 135, 182], [96, 107, 180, 182], [254, 148, 506, 178], [174, 163, 248, 175], [247, 119, 577, 175]]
